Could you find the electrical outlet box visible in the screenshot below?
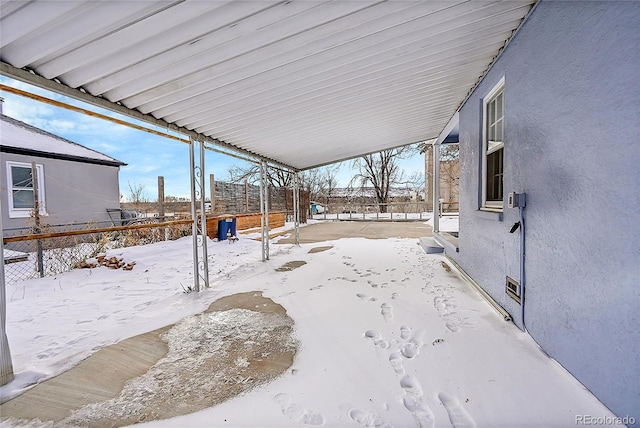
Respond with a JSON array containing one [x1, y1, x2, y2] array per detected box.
[[507, 192, 526, 208]]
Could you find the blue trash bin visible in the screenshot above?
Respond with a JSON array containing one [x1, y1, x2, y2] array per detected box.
[[217, 217, 237, 241]]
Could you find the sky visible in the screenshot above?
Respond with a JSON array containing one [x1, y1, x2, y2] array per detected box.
[[0, 217, 619, 427], [0, 77, 426, 201]]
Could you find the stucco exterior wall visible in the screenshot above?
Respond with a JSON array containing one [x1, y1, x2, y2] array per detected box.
[[2, 153, 121, 232], [452, 1, 639, 423]]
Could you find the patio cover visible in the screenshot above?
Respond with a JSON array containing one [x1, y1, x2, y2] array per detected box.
[[0, 0, 535, 171]]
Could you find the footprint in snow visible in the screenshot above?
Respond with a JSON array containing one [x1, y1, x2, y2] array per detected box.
[[364, 330, 381, 340], [357, 293, 377, 302], [364, 330, 389, 349], [348, 407, 393, 428], [400, 374, 423, 398], [438, 392, 476, 428], [403, 396, 435, 428], [400, 329, 424, 359], [274, 393, 325, 426], [400, 325, 412, 340], [400, 341, 421, 359], [402, 378, 435, 428], [389, 351, 405, 376], [381, 302, 393, 322]]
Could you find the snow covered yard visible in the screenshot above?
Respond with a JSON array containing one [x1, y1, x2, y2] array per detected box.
[[1, 221, 616, 427]]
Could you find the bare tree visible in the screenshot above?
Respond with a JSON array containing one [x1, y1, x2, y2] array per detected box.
[[127, 181, 148, 211], [349, 145, 420, 212], [311, 164, 340, 211], [298, 168, 321, 200], [320, 164, 340, 198], [228, 163, 292, 187], [440, 144, 459, 162]]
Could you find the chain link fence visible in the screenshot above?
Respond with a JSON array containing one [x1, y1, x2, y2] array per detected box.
[[3, 217, 192, 284], [3, 181, 311, 285]]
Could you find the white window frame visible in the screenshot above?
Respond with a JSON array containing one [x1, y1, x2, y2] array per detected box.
[[481, 77, 505, 210], [6, 161, 47, 218]]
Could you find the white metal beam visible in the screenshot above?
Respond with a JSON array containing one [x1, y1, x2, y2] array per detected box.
[[0, 198, 14, 386]]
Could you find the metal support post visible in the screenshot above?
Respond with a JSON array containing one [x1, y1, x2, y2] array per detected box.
[[198, 141, 209, 288], [259, 160, 270, 261], [0, 198, 15, 386], [188, 139, 210, 291], [264, 163, 270, 260], [259, 161, 265, 261], [189, 140, 200, 292], [293, 173, 300, 245], [433, 141, 441, 233]]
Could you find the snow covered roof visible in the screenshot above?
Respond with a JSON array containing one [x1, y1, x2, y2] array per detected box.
[[0, 114, 125, 167], [0, 1, 535, 171]]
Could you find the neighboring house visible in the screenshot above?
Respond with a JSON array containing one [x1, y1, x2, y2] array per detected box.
[[423, 145, 460, 212], [433, 1, 639, 424], [1, 111, 126, 233], [438, 159, 459, 209]]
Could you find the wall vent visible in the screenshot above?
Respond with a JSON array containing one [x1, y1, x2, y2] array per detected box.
[[506, 276, 521, 304]]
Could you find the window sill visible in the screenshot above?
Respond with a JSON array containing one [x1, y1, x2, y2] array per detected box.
[[8, 211, 48, 219], [477, 208, 503, 221]]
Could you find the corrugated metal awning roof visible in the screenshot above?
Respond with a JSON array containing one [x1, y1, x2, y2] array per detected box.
[[0, 0, 535, 170]]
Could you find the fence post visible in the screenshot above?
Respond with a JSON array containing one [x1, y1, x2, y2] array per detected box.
[[244, 180, 249, 212], [158, 176, 165, 219], [158, 176, 169, 240], [32, 163, 44, 277], [210, 174, 216, 214]]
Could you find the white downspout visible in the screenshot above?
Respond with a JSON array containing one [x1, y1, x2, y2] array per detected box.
[[519, 204, 527, 331], [509, 192, 527, 331]]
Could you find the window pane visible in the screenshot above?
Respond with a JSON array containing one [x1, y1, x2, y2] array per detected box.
[[488, 99, 495, 129], [11, 166, 32, 189], [13, 189, 35, 208], [495, 117, 503, 143], [486, 148, 504, 201], [496, 92, 503, 118]]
